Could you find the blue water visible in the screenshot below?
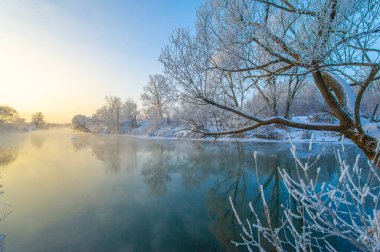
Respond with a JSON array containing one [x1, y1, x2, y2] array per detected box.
[[0, 129, 364, 251]]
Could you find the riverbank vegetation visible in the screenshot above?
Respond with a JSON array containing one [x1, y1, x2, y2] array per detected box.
[[0, 105, 64, 132]]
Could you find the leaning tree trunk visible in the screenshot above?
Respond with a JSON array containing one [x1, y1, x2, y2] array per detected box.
[[343, 129, 380, 166], [312, 71, 379, 166]]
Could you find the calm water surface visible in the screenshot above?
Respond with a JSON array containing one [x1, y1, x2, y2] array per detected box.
[[0, 129, 363, 251]]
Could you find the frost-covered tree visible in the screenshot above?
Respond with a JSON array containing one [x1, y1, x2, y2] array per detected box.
[[122, 98, 138, 128], [160, 28, 252, 132], [31, 112, 45, 129], [141, 74, 172, 122], [94, 96, 123, 134], [161, 0, 380, 164], [72, 114, 96, 132]]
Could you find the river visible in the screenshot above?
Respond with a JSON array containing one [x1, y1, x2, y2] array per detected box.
[[0, 129, 364, 251]]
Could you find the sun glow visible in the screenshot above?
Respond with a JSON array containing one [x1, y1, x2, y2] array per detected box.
[[0, 0, 201, 123], [0, 38, 105, 123]]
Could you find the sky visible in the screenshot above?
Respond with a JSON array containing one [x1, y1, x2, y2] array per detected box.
[[0, 0, 203, 123]]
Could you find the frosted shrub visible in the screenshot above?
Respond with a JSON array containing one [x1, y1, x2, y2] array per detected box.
[[231, 137, 380, 251]]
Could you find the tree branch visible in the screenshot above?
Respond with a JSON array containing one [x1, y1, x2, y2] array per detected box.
[[195, 116, 340, 137], [197, 97, 341, 136], [201, 97, 263, 122], [254, 0, 317, 16], [354, 65, 380, 130]]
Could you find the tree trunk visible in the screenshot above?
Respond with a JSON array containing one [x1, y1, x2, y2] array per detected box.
[[312, 71, 379, 166], [116, 113, 120, 134], [284, 98, 291, 119], [272, 101, 279, 116], [312, 71, 352, 128], [132, 114, 137, 128], [159, 108, 163, 122], [284, 79, 293, 119], [343, 129, 380, 166]]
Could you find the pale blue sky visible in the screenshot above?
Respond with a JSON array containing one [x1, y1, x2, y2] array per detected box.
[[0, 0, 203, 122]]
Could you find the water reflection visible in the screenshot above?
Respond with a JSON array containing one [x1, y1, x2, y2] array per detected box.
[[0, 147, 18, 167], [31, 135, 44, 149], [0, 134, 23, 168], [69, 133, 362, 251], [141, 147, 172, 196], [0, 130, 363, 251], [72, 134, 138, 173], [0, 135, 21, 251]]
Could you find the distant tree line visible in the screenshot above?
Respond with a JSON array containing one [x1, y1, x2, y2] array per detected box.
[[0, 105, 46, 131]]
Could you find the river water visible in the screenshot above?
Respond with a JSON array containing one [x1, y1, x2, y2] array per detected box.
[[0, 129, 364, 251]]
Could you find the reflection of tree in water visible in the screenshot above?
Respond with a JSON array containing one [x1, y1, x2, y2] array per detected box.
[[82, 136, 325, 246], [91, 136, 122, 174], [0, 147, 18, 167], [0, 202, 9, 252], [142, 142, 217, 195], [204, 145, 257, 250], [138, 141, 261, 247], [203, 143, 344, 251], [71, 134, 138, 173], [30, 135, 44, 149], [211, 144, 364, 251], [140, 141, 223, 196], [177, 142, 220, 190], [71, 134, 355, 250], [0, 139, 17, 251], [141, 147, 172, 196]]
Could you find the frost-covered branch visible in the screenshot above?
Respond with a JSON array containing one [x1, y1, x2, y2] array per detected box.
[[231, 138, 380, 251], [197, 97, 340, 134]]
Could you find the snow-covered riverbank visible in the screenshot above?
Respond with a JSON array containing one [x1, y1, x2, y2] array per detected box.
[[87, 115, 349, 144]]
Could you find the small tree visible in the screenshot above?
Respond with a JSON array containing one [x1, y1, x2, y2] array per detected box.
[[31, 112, 45, 129]]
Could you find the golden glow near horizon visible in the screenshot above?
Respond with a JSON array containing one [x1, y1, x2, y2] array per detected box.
[[0, 2, 111, 123], [0, 1, 201, 123], [0, 37, 119, 123], [0, 37, 105, 123], [0, 2, 139, 124]]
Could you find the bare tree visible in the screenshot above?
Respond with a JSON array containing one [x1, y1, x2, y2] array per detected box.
[[161, 0, 380, 164], [72, 114, 95, 133], [122, 98, 138, 128], [141, 74, 173, 122], [31, 112, 45, 129], [94, 96, 123, 134], [0, 105, 19, 124]]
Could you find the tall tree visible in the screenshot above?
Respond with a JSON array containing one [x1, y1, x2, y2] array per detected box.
[[123, 98, 138, 128], [161, 0, 380, 164], [141, 74, 172, 122]]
